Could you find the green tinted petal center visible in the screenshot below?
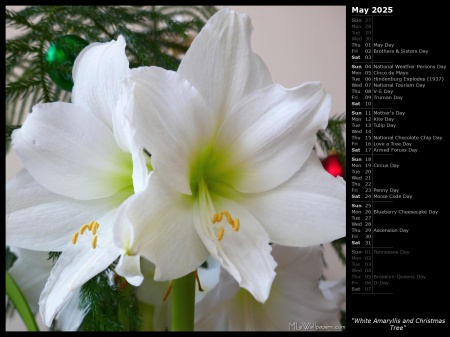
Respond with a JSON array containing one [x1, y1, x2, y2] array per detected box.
[[189, 143, 237, 199]]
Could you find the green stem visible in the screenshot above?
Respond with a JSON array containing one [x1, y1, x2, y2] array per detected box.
[[6, 271, 39, 331], [171, 272, 196, 331]]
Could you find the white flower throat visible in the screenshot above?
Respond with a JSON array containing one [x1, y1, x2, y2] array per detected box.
[[191, 144, 241, 242], [71, 221, 100, 249], [198, 178, 241, 248]]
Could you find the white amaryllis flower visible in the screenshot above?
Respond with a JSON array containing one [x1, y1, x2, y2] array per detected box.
[[8, 247, 85, 331], [194, 245, 342, 331], [113, 8, 345, 302], [6, 36, 150, 327]]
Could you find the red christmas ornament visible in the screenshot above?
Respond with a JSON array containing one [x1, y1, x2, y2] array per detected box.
[[322, 154, 345, 179]]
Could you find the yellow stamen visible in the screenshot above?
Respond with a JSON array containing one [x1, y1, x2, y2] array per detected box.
[[72, 221, 101, 248], [71, 232, 79, 245], [88, 220, 96, 231], [223, 211, 233, 225], [92, 221, 100, 235], [212, 212, 224, 223], [92, 235, 98, 249], [217, 227, 225, 241], [211, 210, 240, 241], [232, 218, 240, 232], [216, 212, 224, 222], [80, 224, 89, 234]]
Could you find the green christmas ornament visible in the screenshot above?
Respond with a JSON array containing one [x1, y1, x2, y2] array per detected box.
[[45, 35, 89, 91]]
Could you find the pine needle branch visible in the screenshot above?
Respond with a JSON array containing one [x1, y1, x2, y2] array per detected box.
[[78, 268, 143, 331]]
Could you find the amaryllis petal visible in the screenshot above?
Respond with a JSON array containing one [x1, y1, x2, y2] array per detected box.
[[195, 256, 221, 303], [112, 93, 150, 193], [111, 90, 134, 153], [8, 247, 85, 331], [55, 288, 85, 331], [130, 144, 151, 194], [12, 102, 133, 200], [136, 258, 170, 306], [126, 66, 214, 195], [262, 245, 341, 330], [6, 168, 132, 251], [178, 8, 272, 119], [8, 247, 53, 314], [113, 175, 209, 280], [214, 82, 330, 193], [134, 258, 171, 331], [115, 254, 143, 286], [72, 35, 129, 129], [194, 269, 238, 331], [242, 151, 345, 247], [193, 193, 277, 303], [39, 210, 119, 327], [319, 278, 346, 309], [227, 291, 269, 330], [195, 245, 341, 331]]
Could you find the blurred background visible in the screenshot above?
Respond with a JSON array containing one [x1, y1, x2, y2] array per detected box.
[[5, 5, 346, 331]]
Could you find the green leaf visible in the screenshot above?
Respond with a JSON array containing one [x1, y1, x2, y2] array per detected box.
[[6, 271, 40, 331]]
